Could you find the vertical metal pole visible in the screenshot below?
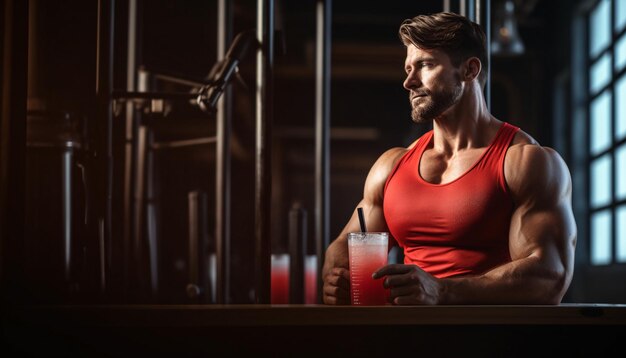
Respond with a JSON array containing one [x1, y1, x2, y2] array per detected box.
[[95, 0, 115, 296], [466, 0, 476, 21], [289, 205, 307, 303], [133, 125, 147, 294], [444, 0, 451, 12], [315, 0, 331, 304], [123, 0, 138, 297], [62, 149, 73, 281], [188, 191, 200, 300], [145, 130, 158, 296], [187, 191, 211, 302], [215, 0, 233, 304], [474, 0, 482, 25], [484, 0, 491, 110], [132, 68, 148, 297], [570, 14, 587, 299], [255, 0, 274, 304], [472, 0, 491, 110], [99, 219, 106, 292]]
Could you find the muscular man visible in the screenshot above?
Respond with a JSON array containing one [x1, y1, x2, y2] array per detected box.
[[322, 12, 577, 305]]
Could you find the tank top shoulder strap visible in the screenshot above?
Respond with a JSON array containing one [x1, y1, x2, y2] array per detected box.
[[483, 121, 520, 191], [413, 130, 434, 153], [383, 130, 433, 194], [494, 122, 520, 149]]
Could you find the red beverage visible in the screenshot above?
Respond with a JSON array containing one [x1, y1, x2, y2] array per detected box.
[[271, 254, 318, 304], [348, 232, 389, 305], [271, 254, 289, 304], [304, 255, 317, 304]]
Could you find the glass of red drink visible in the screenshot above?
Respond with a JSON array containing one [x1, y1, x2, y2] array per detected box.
[[348, 232, 389, 305], [271, 254, 290, 304]]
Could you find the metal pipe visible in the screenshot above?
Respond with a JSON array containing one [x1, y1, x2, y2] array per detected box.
[[459, 0, 476, 21], [150, 72, 206, 87], [315, 0, 331, 304], [467, 0, 476, 21], [133, 125, 147, 292], [187, 191, 211, 303], [289, 205, 307, 303], [123, 0, 138, 297], [187, 191, 200, 300], [62, 150, 73, 281], [151, 137, 217, 150], [485, 0, 491, 110], [215, 0, 233, 304], [95, 0, 115, 296], [99, 219, 106, 293], [255, 0, 274, 304], [462, 0, 491, 109], [200, 191, 211, 303], [145, 129, 158, 296], [111, 91, 198, 100], [130, 73, 146, 299]]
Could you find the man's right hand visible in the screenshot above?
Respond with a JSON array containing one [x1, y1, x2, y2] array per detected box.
[[322, 234, 351, 305], [322, 266, 350, 305]]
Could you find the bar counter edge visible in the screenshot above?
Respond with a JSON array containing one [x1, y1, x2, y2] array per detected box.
[[10, 303, 626, 326], [4, 304, 626, 356]]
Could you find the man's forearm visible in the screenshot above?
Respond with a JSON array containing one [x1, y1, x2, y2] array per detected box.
[[439, 257, 569, 304], [323, 237, 349, 272]]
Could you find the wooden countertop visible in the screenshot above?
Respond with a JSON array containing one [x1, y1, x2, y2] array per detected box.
[[4, 303, 626, 356], [12, 303, 626, 326]]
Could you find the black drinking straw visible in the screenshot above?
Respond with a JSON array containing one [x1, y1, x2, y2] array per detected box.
[[357, 207, 367, 232]]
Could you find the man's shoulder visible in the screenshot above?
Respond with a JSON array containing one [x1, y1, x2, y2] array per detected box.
[[370, 147, 410, 177], [509, 127, 539, 146], [505, 133, 571, 199], [506, 130, 564, 168], [505, 127, 560, 164], [380, 146, 410, 162], [364, 146, 411, 202]]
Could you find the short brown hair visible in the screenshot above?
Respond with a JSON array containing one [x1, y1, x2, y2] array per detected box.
[[399, 12, 488, 88]]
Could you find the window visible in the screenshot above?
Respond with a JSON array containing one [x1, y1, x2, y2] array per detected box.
[[586, 0, 626, 265]]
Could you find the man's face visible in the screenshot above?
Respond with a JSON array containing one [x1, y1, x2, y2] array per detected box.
[[403, 45, 463, 123]]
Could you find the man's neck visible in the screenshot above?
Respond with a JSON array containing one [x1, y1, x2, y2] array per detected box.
[[431, 85, 496, 154]]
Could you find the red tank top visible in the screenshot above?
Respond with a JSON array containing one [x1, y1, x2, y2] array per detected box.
[[383, 122, 519, 278]]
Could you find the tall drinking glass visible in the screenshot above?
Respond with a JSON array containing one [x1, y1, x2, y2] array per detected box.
[[348, 232, 389, 305]]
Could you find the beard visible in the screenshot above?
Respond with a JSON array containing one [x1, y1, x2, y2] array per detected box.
[[410, 83, 463, 123]]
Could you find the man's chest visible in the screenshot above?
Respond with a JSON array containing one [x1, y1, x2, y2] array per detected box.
[[419, 148, 488, 184]]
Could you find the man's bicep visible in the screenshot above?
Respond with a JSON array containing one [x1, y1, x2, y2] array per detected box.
[[508, 146, 576, 259], [339, 198, 388, 237], [356, 147, 405, 233], [508, 156, 577, 284], [509, 201, 576, 305], [509, 203, 576, 264]]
